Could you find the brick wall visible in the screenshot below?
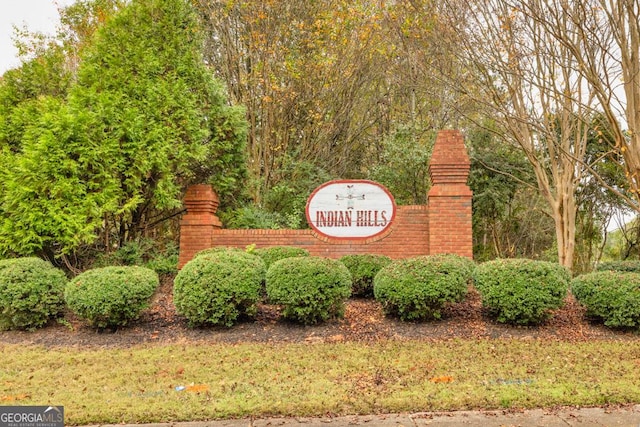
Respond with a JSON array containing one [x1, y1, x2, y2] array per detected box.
[[178, 129, 472, 268], [427, 130, 473, 257]]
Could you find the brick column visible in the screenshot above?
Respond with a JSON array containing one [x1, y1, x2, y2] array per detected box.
[[178, 184, 222, 268], [428, 130, 473, 258]]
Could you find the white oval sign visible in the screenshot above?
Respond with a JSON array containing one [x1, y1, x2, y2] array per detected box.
[[305, 180, 396, 239]]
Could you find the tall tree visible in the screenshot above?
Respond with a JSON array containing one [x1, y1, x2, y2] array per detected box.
[[195, 0, 467, 209], [70, 0, 247, 243], [468, 124, 555, 261], [0, 0, 247, 259], [523, 0, 640, 211], [441, 0, 599, 270], [196, 0, 383, 203], [0, 0, 124, 259]]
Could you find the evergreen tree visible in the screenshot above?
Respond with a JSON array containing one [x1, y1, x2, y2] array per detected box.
[[0, 0, 247, 258]]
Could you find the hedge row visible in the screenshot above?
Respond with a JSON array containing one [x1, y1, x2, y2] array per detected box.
[[174, 250, 266, 327], [178, 250, 623, 329], [572, 271, 640, 329], [374, 254, 474, 321], [65, 266, 159, 330], [4, 250, 640, 331], [0, 257, 159, 331], [473, 259, 570, 325], [0, 257, 67, 331]]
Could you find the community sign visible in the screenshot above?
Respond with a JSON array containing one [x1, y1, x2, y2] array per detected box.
[[305, 180, 396, 239]]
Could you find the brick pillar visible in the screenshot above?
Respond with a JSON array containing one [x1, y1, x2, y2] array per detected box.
[[178, 184, 222, 268], [428, 130, 473, 258]]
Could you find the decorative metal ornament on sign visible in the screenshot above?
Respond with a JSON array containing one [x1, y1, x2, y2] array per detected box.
[[305, 180, 396, 239]]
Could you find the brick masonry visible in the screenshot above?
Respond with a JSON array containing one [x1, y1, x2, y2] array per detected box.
[[178, 129, 472, 268]]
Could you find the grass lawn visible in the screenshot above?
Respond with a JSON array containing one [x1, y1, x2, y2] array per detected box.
[[2, 338, 639, 425]]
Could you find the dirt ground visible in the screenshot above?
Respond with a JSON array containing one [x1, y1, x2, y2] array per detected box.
[[1, 276, 638, 348]]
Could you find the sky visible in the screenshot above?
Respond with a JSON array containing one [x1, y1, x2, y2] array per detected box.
[[0, 0, 76, 74]]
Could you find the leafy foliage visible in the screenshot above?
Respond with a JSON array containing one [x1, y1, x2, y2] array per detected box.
[[467, 125, 554, 262], [219, 206, 290, 230], [220, 158, 331, 230], [473, 259, 570, 325], [266, 257, 351, 325], [574, 114, 629, 273], [64, 266, 159, 329], [369, 126, 433, 205], [595, 260, 640, 273], [198, 0, 457, 209], [572, 271, 640, 329], [193, 246, 246, 259], [373, 254, 475, 321], [253, 246, 310, 270], [92, 239, 178, 275], [142, 243, 179, 276], [0, 257, 67, 330], [92, 239, 153, 268], [0, 99, 119, 256], [339, 254, 392, 297], [0, 0, 247, 259], [173, 250, 266, 327], [70, 0, 248, 237]]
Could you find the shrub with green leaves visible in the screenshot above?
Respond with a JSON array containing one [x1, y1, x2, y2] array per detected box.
[[65, 266, 159, 330], [93, 239, 179, 275], [254, 246, 310, 270], [174, 250, 266, 327], [143, 245, 179, 275], [473, 259, 570, 325], [340, 254, 392, 297], [595, 260, 640, 273], [373, 254, 475, 321], [193, 246, 246, 259], [0, 257, 67, 331], [266, 256, 352, 325], [572, 271, 640, 329]]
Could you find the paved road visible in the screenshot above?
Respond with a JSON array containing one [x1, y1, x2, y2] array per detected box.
[[82, 405, 640, 426]]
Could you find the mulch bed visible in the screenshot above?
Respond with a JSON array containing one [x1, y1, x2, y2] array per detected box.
[[1, 276, 638, 348]]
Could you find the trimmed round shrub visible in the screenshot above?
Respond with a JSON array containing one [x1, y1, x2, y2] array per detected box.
[[340, 254, 392, 297], [473, 259, 570, 326], [65, 266, 159, 329], [0, 257, 67, 331], [572, 271, 640, 329], [595, 260, 640, 273], [193, 246, 245, 259], [373, 254, 475, 321], [174, 250, 266, 327], [266, 256, 352, 325], [254, 246, 310, 270]]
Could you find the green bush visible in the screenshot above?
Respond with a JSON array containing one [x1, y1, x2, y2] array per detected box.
[[174, 250, 266, 327], [92, 239, 179, 275], [142, 242, 179, 275], [266, 256, 352, 325], [0, 257, 68, 331], [595, 260, 640, 273], [65, 266, 159, 329], [373, 254, 475, 321], [219, 205, 288, 229], [254, 246, 310, 270], [93, 240, 150, 267], [144, 251, 178, 275], [340, 254, 392, 297], [473, 259, 570, 325], [572, 271, 640, 329], [193, 246, 246, 259]]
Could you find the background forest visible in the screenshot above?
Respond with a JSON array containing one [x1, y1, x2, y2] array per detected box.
[[0, 0, 639, 274]]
